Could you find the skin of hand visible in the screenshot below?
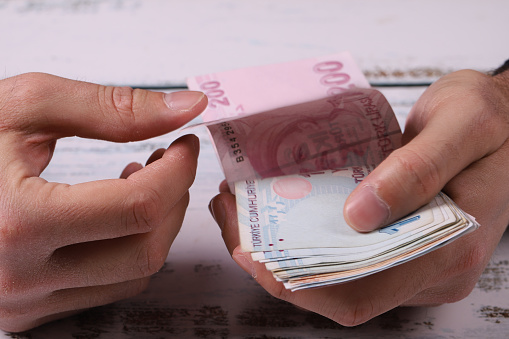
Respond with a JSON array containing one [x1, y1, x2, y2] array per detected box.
[[209, 68, 509, 326], [0, 73, 207, 332]]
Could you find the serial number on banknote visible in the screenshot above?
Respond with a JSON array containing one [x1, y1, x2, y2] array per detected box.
[[220, 122, 244, 163]]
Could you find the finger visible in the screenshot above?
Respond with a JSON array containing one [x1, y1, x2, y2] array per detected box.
[[120, 162, 143, 179], [209, 192, 238, 253], [344, 70, 509, 232], [145, 148, 166, 166], [3, 73, 207, 142], [209, 191, 281, 286], [119, 147, 167, 179], [20, 134, 199, 249], [42, 191, 189, 289], [218, 180, 231, 193], [0, 277, 150, 333]]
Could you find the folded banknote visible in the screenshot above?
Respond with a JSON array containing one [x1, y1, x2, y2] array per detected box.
[[187, 52, 479, 290], [234, 168, 477, 290]]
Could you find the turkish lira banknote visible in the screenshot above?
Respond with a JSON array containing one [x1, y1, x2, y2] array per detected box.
[[187, 52, 479, 290], [202, 88, 401, 188], [188, 52, 400, 189], [234, 168, 477, 290], [187, 51, 370, 122]]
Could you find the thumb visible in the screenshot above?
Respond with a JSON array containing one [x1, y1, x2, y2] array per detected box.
[[343, 70, 509, 232], [5, 72, 207, 141]]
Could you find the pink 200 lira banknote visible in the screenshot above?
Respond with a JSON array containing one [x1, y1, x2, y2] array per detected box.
[[187, 52, 402, 188], [187, 54, 478, 291], [187, 51, 371, 122]]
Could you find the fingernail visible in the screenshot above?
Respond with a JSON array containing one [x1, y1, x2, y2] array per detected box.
[[189, 134, 200, 155], [170, 134, 200, 157], [209, 197, 226, 230], [344, 185, 390, 232], [163, 91, 205, 112], [233, 248, 257, 279]]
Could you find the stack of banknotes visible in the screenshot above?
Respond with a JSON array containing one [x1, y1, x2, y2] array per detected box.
[[187, 52, 478, 291]]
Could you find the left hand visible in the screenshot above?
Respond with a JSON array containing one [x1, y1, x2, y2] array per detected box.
[[0, 73, 207, 332]]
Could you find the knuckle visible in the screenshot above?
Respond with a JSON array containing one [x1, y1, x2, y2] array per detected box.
[[126, 277, 151, 297], [464, 99, 508, 150], [110, 86, 136, 114], [449, 239, 488, 278], [0, 72, 53, 127], [327, 297, 376, 327], [447, 71, 507, 141], [433, 238, 488, 304], [438, 275, 478, 304], [0, 311, 31, 333], [445, 284, 476, 304], [97, 86, 144, 137], [122, 187, 162, 233], [5, 72, 52, 100], [266, 282, 292, 302], [8, 73, 57, 106], [133, 245, 152, 277], [133, 242, 167, 278], [390, 148, 442, 198]]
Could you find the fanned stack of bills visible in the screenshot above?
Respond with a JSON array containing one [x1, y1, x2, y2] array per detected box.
[[187, 52, 478, 290]]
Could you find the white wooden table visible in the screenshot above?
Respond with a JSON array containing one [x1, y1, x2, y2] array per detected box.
[[1, 1, 509, 338]]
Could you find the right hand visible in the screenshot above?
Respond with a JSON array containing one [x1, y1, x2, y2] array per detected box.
[[209, 68, 509, 326], [0, 73, 207, 332]]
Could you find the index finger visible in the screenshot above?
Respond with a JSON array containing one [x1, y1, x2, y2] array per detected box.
[[18, 134, 200, 249]]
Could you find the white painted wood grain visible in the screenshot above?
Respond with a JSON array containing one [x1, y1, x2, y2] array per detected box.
[[1, 0, 508, 86]]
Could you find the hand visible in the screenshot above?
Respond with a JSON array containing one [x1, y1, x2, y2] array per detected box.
[[209, 68, 509, 326], [0, 73, 207, 332]]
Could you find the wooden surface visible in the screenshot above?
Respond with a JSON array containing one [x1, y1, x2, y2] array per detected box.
[[1, 1, 509, 338]]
